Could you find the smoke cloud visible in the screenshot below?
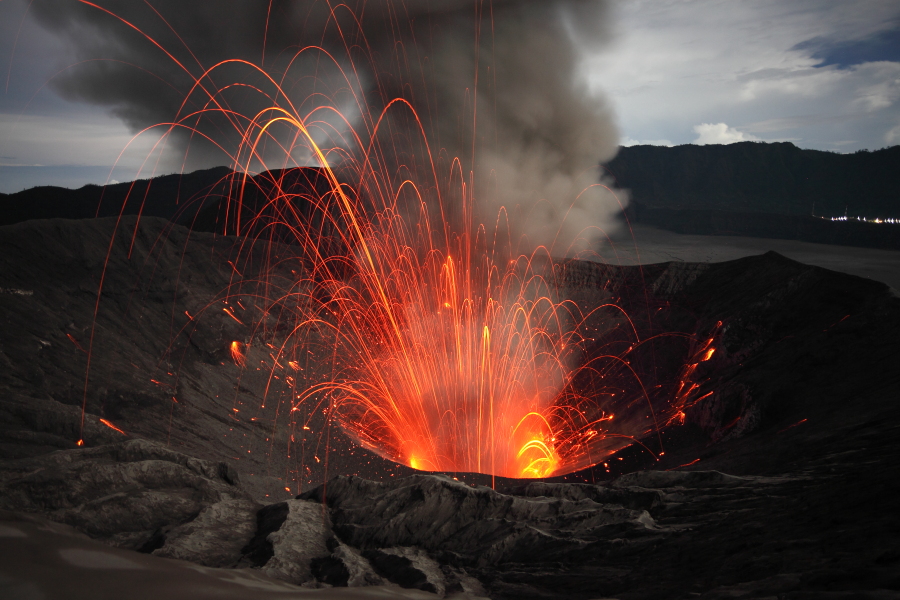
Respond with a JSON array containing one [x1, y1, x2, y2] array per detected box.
[[27, 0, 624, 253]]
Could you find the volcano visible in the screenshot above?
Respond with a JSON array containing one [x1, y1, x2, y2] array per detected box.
[[1, 209, 898, 599]]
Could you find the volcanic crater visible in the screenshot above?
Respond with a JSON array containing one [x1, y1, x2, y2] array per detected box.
[[1, 214, 899, 599]]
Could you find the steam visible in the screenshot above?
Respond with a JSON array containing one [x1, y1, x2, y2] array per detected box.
[[27, 0, 624, 253], [445, 1, 624, 254]]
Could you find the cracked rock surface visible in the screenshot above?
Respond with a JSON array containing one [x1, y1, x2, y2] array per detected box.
[[4, 434, 899, 599]]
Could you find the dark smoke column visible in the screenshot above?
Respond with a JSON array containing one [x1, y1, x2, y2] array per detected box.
[[27, 0, 622, 252]]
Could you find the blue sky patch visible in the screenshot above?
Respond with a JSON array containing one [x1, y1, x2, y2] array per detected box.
[[794, 26, 900, 68]]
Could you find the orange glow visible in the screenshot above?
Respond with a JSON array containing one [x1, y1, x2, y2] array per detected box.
[[99, 418, 126, 435], [73, 2, 722, 480], [223, 307, 244, 325], [778, 418, 808, 433], [230, 341, 246, 367], [66, 333, 86, 354], [193, 57, 714, 479]]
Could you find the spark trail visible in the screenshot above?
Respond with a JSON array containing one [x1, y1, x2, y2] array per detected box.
[[54, 1, 714, 480]]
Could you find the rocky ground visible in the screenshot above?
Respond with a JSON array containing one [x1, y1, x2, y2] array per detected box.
[[1, 216, 899, 599], [0, 216, 414, 501]]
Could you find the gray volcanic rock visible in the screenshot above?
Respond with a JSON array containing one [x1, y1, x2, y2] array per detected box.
[[363, 546, 447, 594], [317, 542, 387, 588], [152, 496, 260, 567], [290, 473, 674, 595], [254, 499, 334, 585], [294, 466, 900, 599], [2, 438, 899, 599], [497, 480, 663, 510], [299, 474, 658, 567], [0, 439, 256, 554], [361, 546, 486, 597], [0, 509, 488, 600], [610, 469, 752, 489]]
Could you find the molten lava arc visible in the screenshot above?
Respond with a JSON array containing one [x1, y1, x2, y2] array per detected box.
[[72, 1, 719, 483]]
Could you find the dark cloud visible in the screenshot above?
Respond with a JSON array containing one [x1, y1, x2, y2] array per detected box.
[[27, 0, 621, 251]]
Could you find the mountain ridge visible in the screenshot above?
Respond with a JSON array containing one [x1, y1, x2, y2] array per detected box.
[[604, 141, 900, 218]]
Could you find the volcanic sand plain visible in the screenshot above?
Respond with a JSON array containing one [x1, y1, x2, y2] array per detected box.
[[602, 223, 900, 292]]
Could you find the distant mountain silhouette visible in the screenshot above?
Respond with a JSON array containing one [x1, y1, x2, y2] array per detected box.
[[607, 142, 900, 249], [605, 142, 900, 217], [0, 166, 335, 239], [0, 166, 233, 229], [187, 167, 335, 238]]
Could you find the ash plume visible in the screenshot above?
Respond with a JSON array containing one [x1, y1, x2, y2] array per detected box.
[[26, 0, 623, 253]]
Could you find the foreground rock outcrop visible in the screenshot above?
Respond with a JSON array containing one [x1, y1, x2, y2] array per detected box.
[[4, 435, 899, 599], [0, 439, 259, 562]]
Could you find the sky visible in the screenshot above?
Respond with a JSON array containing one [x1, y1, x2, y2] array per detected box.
[[590, 0, 900, 149], [0, 0, 898, 194]]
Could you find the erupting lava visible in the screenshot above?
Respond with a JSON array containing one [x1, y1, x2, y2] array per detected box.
[[296, 219, 581, 479], [74, 1, 715, 480], [231, 114, 593, 479]]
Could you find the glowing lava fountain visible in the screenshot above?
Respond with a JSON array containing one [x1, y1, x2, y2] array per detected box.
[[222, 96, 609, 479], [85, 1, 714, 480], [295, 211, 582, 479], [234, 109, 593, 479]]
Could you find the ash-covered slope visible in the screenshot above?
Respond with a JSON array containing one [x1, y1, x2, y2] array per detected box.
[[0, 216, 412, 501], [2, 215, 898, 489], [0, 439, 257, 561], [553, 252, 900, 480]]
